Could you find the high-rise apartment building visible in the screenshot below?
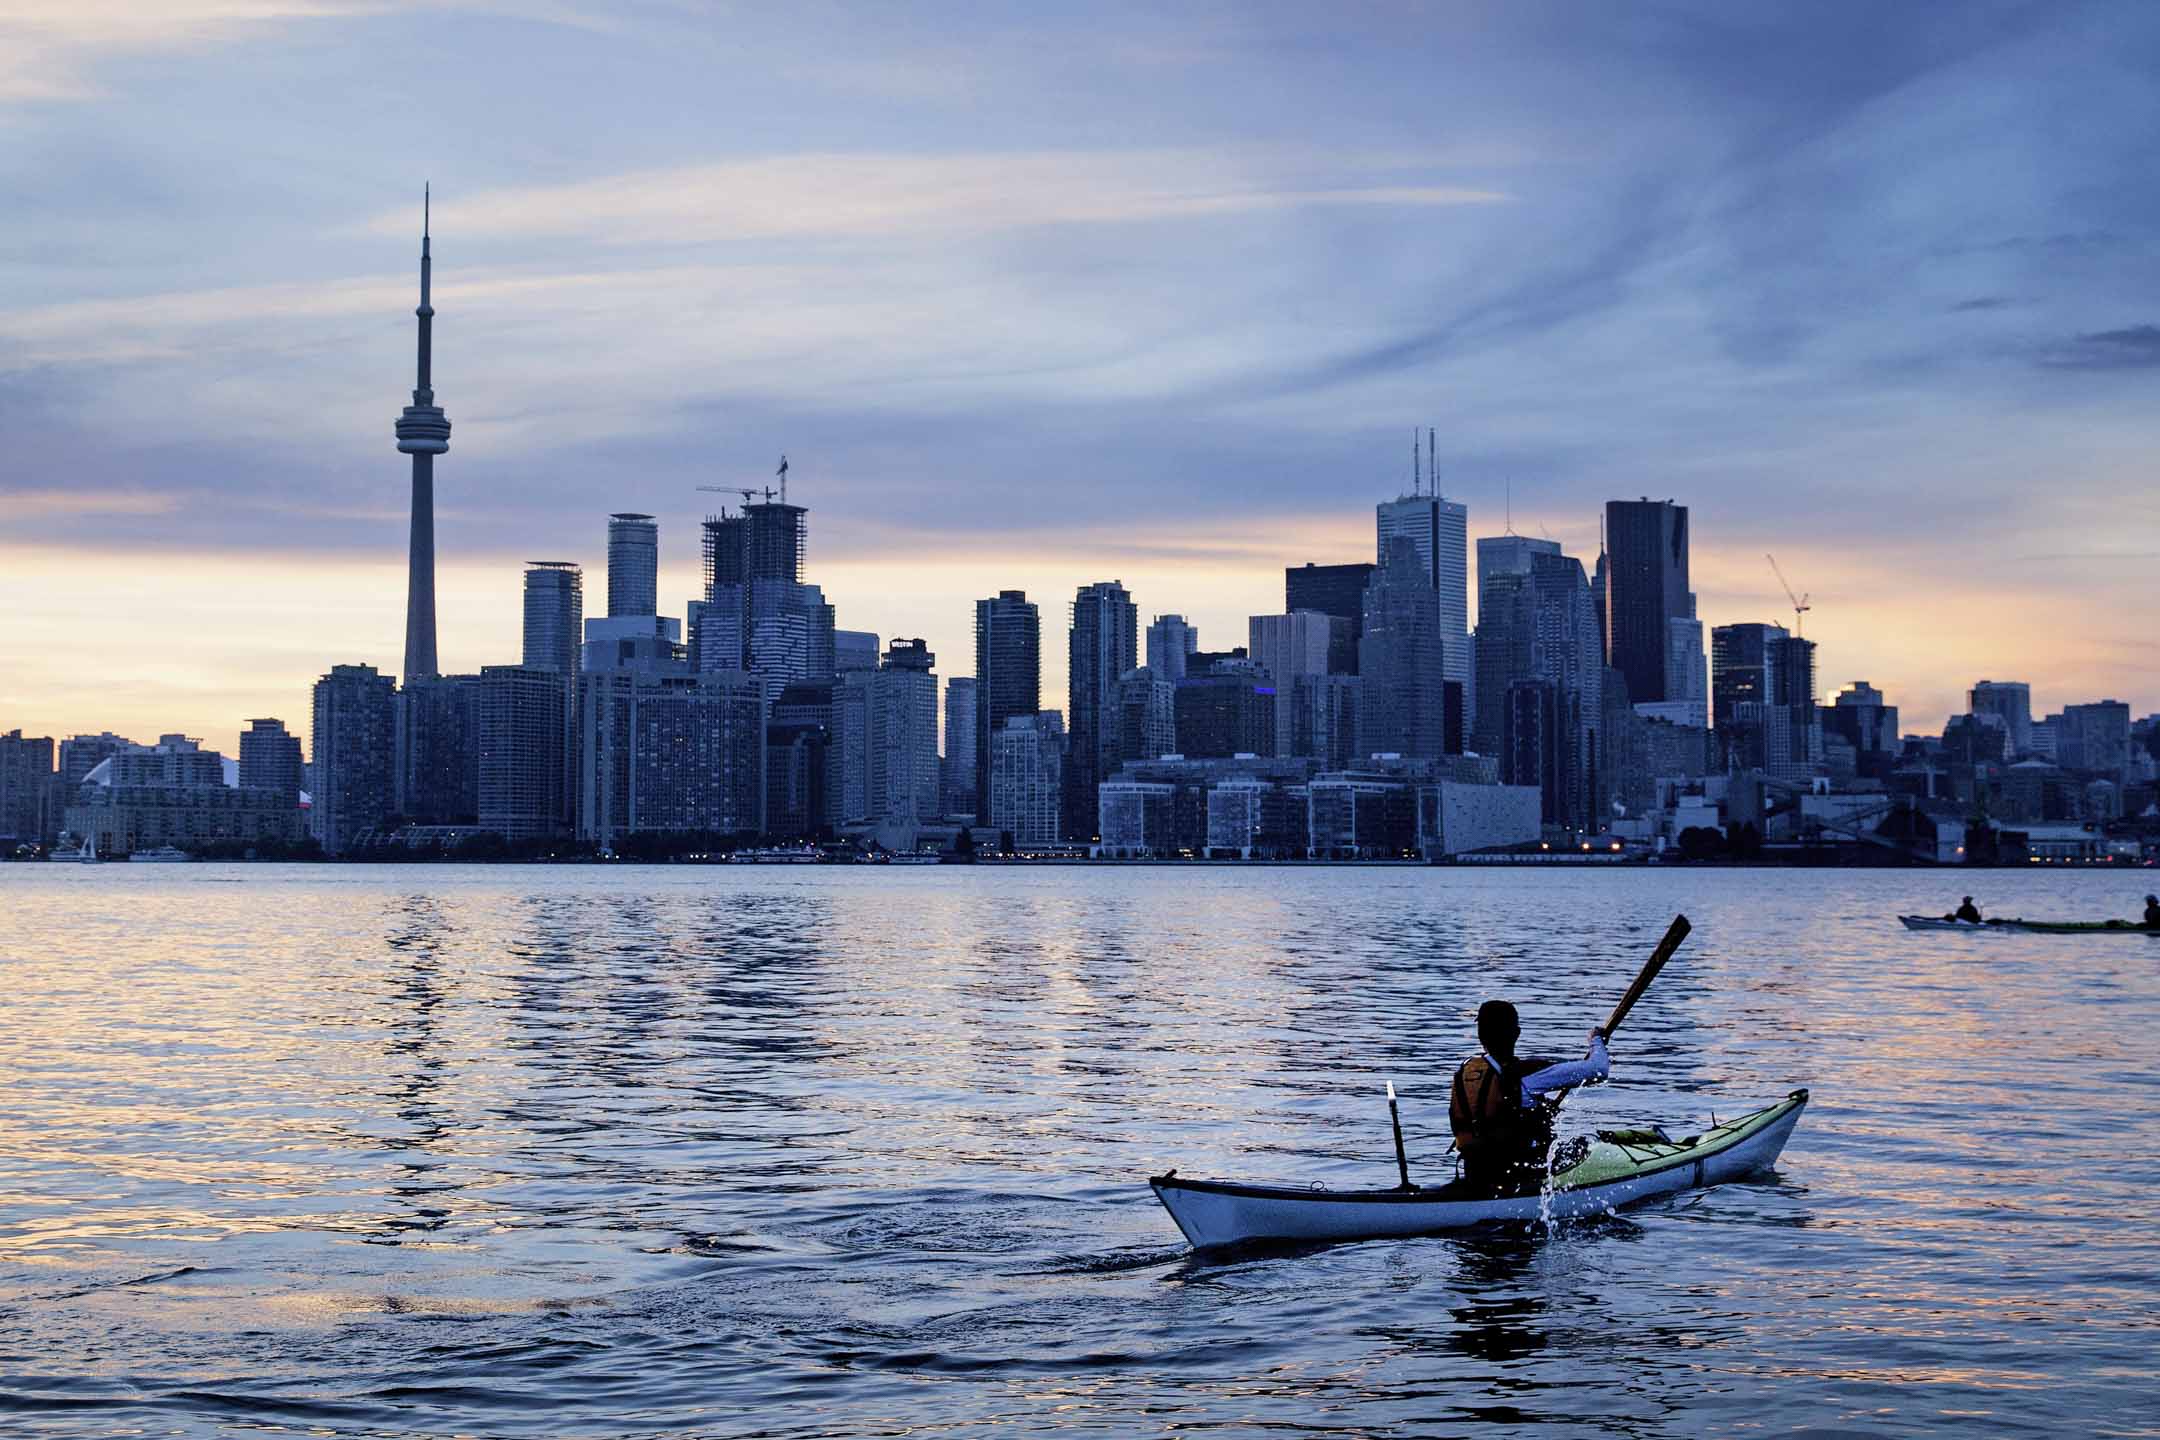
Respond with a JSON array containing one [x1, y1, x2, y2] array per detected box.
[[606, 513, 659, 619], [698, 501, 834, 693], [238, 719, 304, 802], [1250, 611, 1340, 757], [579, 665, 765, 849], [477, 665, 571, 840], [942, 676, 980, 818], [868, 639, 940, 831], [1111, 668, 1176, 767], [395, 673, 480, 825], [1376, 493, 1470, 716], [59, 732, 134, 791], [310, 664, 396, 855], [1605, 499, 1694, 706], [990, 711, 1064, 846], [0, 730, 55, 847], [973, 590, 1041, 819], [1173, 666, 1276, 758], [1145, 614, 1199, 682], [1067, 581, 1138, 841], [523, 562, 584, 674]]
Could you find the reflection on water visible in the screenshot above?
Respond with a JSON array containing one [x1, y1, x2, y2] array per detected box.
[[1, 864, 2155, 1437]]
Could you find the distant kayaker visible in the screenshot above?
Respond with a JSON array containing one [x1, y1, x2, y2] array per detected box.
[[1450, 1000, 1610, 1197], [2144, 894, 2160, 929], [1954, 897, 1983, 924]]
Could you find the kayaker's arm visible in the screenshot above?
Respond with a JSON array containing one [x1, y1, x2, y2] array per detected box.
[[1519, 1031, 1609, 1104]]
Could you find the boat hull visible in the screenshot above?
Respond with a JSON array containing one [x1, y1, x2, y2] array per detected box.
[[1900, 914, 2158, 935], [1150, 1089, 1808, 1250]]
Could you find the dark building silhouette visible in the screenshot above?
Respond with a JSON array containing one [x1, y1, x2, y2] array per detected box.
[[477, 666, 570, 839], [1285, 562, 1375, 674], [395, 674, 480, 825], [311, 664, 396, 854], [1066, 581, 1137, 841], [1356, 540, 1447, 759], [238, 719, 304, 803], [973, 590, 1041, 819], [1605, 499, 1691, 705], [1173, 666, 1275, 758], [394, 192, 450, 686]]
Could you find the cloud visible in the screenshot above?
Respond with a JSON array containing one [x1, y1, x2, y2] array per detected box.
[[2036, 323, 2160, 370], [0, 0, 364, 102]]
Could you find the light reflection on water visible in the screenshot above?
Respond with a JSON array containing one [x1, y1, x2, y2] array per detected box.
[[1, 864, 2156, 1436]]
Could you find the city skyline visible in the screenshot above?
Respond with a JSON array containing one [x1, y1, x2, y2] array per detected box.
[[7, 4, 2160, 749]]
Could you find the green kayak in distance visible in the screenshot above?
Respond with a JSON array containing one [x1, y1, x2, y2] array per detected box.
[[1900, 915, 2160, 935]]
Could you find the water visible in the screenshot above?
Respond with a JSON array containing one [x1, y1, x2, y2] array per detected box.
[[2, 865, 2155, 1437]]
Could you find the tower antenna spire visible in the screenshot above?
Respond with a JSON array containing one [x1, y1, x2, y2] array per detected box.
[[1411, 430, 1419, 495], [1427, 427, 1436, 497]]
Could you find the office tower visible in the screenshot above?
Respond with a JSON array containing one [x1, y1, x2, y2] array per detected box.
[[0, 730, 55, 846], [832, 670, 872, 822], [1377, 491, 1471, 718], [1665, 617, 1708, 728], [1250, 611, 1339, 757], [394, 191, 451, 686], [238, 719, 304, 802], [1173, 666, 1276, 758], [990, 712, 1064, 845], [1825, 681, 1901, 779], [1291, 672, 1362, 771], [1969, 681, 2033, 758], [835, 630, 881, 674], [2057, 701, 2133, 777], [1067, 581, 1138, 841], [973, 590, 1041, 818], [1605, 499, 1693, 705], [606, 514, 659, 618], [59, 732, 134, 789], [699, 500, 833, 691], [1285, 562, 1376, 673], [1476, 535, 1562, 584], [1145, 614, 1200, 682], [764, 722, 829, 840], [867, 639, 940, 830], [1591, 547, 1610, 662], [1111, 667, 1176, 766], [1711, 624, 1817, 780], [395, 674, 480, 825], [476, 666, 570, 840], [1357, 539, 1448, 760], [1481, 552, 1603, 830], [942, 676, 980, 818], [523, 562, 584, 674], [310, 664, 396, 855]]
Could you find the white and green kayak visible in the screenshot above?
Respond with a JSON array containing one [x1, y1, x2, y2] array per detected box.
[[1150, 1088, 1808, 1250]]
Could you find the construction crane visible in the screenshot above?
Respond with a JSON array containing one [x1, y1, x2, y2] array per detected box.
[[1766, 554, 1810, 636]]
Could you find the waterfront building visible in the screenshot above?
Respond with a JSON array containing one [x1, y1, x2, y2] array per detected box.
[[606, 513, 659, 619], [990, 711, 1063, 845], [1291, 672, 1362, 771], [1308, 773, 1416, 858], [579, 665, 764, 849], [477, 665, 570, 840], [764, 722, 829, 840], [1605, 499, 1694, 706], [66, 736, 304, 855], [1250, 611, 1342, 757], [941, 676, 979, 819], [1358, 538, 1448, 760], [1096, 779, 1178, 857], [1068, 582, 1138, 843], [1145, 614, 1199, 683], [1095, 753, 1315, 858], [1174, 663, 1276, 759], [868, 639, 940, 832], [773, 680, 840, 829], [1377, 491, 1471, 717], [523, 563, 584, 675], [394, 673, 480, 825], [0, 730, 55, 847], [1285, 562, 1376, 672], [238, 719, 304, 802], [1968, 681, 2033, 759], [1111, 667, 1177, 767], [59, 732, 134, 791], [974, 591, 1041, 819], [393, 193, 451, 686], [1206, 777, 1305, 858], [310, 664, 397, 855]]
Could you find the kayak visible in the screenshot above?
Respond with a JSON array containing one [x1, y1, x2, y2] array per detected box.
[[1900, 914, 2160, 935], [1149, 1089, 1808, 1250]]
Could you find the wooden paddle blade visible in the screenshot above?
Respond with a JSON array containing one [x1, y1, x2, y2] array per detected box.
[[1602, 914, 1690, 1038]]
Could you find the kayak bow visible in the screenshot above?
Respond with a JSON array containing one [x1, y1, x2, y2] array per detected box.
[[1149, 1089, 1808, 1250]]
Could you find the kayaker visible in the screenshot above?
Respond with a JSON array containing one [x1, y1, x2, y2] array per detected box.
[[1450, 1000, 1610, 1197], [1954, 897, 1983, 924], [2144, 894, 2160, 929]]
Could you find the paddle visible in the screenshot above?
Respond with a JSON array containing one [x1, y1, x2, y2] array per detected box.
[[1386, 1080, 1413, 1190], [1554, 912, 1691, 1108]]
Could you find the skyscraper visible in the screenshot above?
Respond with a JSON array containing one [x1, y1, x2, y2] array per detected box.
[[1482, 552, 1603, 829], [1357, 539, 1448, 760], [523, 563, 584, 674], [1376, 492, 1470, 718], [990, 712, 1064, 846], [699, 499, 834, 693], [395, 674, 480, 825], [238, 719, 304, 803], [310, 664, 396, 855], [393, 190, 451, 686], [942, 675, 980, 818], [1285, 562, 1376, 672], [1145, 614, 1199, 682], [0, 730, 55, 847], [477, 665, 570, 840], [1250, 611, 1339, 756], [1605, 499, 1693, 706], [868, 639, 941, 835], [974, 590, 1041, 818], [1969, 681, 2033, 758], [1067, 581, 1138, 842], [607, 514, 659, 619]]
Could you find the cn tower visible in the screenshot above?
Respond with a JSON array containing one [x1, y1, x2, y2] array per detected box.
[[394, 187, 451, 684]]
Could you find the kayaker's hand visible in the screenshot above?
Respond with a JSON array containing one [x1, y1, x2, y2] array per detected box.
[[1588, 1027, 1608, 1048]]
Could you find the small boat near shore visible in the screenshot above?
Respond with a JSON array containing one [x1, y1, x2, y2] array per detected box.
[[1900, 915, 2158, 935], [1150, 1089, 1808, 1250]]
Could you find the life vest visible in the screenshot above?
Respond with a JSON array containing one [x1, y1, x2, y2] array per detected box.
[[1452, 1054, 1559, 1187]]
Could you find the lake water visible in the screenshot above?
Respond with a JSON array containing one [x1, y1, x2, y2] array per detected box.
[[2, 864, 2155, 1437]]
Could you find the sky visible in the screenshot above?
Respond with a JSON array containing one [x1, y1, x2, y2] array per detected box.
[[3, 0, 2157, 755]]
